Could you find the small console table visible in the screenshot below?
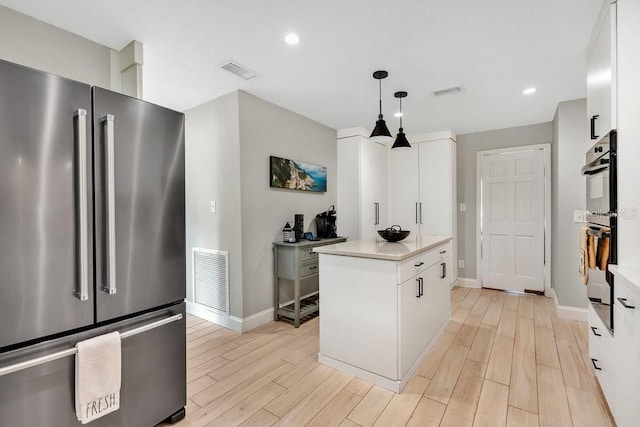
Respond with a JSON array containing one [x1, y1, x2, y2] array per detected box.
[[273, 237, 346, 327]]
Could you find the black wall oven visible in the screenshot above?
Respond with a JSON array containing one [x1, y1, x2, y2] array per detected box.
[[582, 131, 617, 331]]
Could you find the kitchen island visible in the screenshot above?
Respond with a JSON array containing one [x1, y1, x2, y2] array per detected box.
[[313, 236, 452, 393]]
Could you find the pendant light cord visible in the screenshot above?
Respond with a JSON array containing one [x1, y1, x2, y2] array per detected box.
[[378, 79, 383, 116], [399, 97, 403, 128]]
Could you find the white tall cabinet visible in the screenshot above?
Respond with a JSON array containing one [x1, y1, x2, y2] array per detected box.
[[390, 132, 457, 285], [586, 0, 617, 145], [337, 127, 388, 240]]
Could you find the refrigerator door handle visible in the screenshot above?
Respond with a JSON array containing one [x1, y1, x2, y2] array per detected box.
[[102, 114, 117, 295], [0, 313, 183, 378], [73, 109, 89, 302]]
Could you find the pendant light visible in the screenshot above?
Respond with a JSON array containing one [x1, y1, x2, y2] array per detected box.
[[369, 70, 393, 143], [392, 91, 411, 149]]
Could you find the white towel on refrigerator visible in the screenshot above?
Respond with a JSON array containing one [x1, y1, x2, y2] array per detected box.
[[75, 331, 122, 424]]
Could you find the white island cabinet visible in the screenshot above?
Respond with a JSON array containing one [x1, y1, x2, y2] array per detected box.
[[314, 236, 451, 393]]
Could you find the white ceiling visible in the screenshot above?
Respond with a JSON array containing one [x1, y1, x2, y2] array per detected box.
[[0, 0, 601, 135]]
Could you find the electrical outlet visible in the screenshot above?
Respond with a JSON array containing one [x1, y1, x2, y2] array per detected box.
[[460, 203, 466, 212], [458, 259, 465, 268], [210, 201, 216, 213]]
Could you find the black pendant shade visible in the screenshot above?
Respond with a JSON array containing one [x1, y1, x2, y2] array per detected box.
[[392, 128, 411, 149], [371, 116, 392, 139], [370, 70, 392, 142], [392, 91, 411, 149]]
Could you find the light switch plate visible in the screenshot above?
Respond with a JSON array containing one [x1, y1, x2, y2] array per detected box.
[[458, 259, 465, 268], [459, 203, 466, 212], [210, 201, 216, 213]]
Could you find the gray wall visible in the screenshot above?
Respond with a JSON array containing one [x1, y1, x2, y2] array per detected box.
[[185, 92, 243, 317], [238, 91, 337, 317], [0, 5, 111, 87], [457, 123, 553, 280], [552, 99, 588, 308], [185, 90, 337, 319]]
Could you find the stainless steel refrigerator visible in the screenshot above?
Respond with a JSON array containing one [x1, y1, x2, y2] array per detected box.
[[0, 59, 187, 426]]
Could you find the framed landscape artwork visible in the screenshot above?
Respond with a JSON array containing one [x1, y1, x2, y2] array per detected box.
[[269, 156, 327, 193]]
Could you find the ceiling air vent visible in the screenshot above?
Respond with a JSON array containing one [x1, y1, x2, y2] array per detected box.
[[220, 61, 260, 80], [433, 85, 464, 97]]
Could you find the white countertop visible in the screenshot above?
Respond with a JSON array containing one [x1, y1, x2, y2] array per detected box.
[[313, 236, 451, 261], [610, 264, 640, 290]]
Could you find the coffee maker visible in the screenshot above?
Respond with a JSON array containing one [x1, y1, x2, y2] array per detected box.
[[316, 205, 337, 238]]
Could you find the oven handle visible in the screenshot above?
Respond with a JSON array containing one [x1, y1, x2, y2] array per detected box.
[[581, 158, 609, 175]]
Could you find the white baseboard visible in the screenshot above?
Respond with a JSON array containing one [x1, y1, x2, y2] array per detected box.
[[450, 278, 458, 289], [235, 307, 275, 332], [186, 301, 274, 333], [457, 277, 479, 288], [550, 289, 588, 321]]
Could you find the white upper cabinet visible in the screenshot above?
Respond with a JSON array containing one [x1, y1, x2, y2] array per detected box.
[[419, 138, 454, 237], [389, 145, 419, 235], [389, 133, 457, 284], [337, 128, 389, 240], [587, 1, 617, 144], [338, 129, 457, 285]]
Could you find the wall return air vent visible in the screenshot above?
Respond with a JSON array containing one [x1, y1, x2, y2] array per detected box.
[[220, 61, 260, 80], [433, 85, 465, 97], [193, 248, 229, 315]]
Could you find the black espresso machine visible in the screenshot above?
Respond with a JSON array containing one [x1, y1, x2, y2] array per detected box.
[[315, 205, 337, 238]]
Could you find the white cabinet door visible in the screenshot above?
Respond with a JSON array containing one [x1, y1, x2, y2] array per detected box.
[[361, 141, 388, 239], [588, 305, 614, 407], [390, 147, 419, 235], [434, 256, 452, 327], [613, 306, 640, 427], [587, 2, 616, 143], [399, 261, 444, 377], [337, 136, 363, 240], [419, 139, 452, 236], [399, 273, 425, 377]]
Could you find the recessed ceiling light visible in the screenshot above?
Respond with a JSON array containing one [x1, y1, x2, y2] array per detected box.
[[285, 33, 300, 45], [523, 87, 536, 95], [394, 112, 403, 118]]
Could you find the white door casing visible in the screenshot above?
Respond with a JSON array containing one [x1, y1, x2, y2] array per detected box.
[[477, 145, 550, 293]]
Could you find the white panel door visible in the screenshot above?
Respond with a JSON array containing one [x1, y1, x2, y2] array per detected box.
[[481, 149, 544, 292]]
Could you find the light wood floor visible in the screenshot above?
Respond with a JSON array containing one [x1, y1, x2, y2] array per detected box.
[[169, 287, 615, 427]]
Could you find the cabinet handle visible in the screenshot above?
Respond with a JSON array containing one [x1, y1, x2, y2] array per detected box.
[[415, 261, 424, 267], [590, 326, 601, 337], [415, 203, 419, 224], [374, 202, 380, 225], [441, 262, 446, 279], [419, 202, 423, 224], [419, 278, 424, 297], [618, 297, 636, 309], [591, 358, 602, 371], [590, 115, 599, 140], [440, 250, 447, 254], [416, 278, 421, 298]]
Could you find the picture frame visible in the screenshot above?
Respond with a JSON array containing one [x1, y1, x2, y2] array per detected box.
[[269, 156, 327, 192]]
